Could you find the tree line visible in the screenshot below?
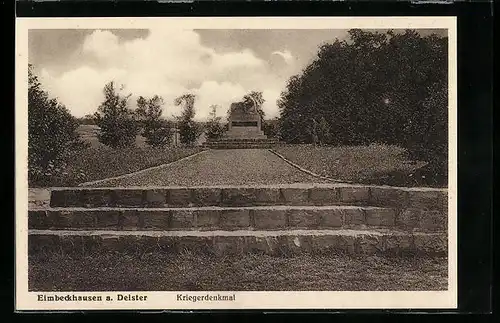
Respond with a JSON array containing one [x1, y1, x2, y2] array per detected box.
[[277, 29, 448, 179]]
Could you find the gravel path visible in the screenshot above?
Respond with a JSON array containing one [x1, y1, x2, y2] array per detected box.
[[89, 149, 330, 187]]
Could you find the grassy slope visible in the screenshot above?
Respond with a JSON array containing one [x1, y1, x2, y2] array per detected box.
[[273, 144, 445, 187], [29, 250, 447, 292], [29, 125, 205, 187]]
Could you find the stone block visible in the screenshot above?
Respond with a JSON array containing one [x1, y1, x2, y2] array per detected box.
[[341, 208, 365, 226], [144, 189, 167, 207], [213, 236, 244, 255], [46, 210, 72, 228], [308, 187, 338, 205], [438, 190, 449, 214], [141, 210, 170, 230], [369, 187, 408, 207], [28, 210, 49, 229], [192, 188, 222, 206], [219, 209, 250, 229], [365, 208, 396, 226], [82, 189, 113, 207], [253, 209, 287, 229], [114, 189, 144, 207], [195, 210, 220, 229], [222, 188, 279, 206], [407, 190, 440, 210], [288, 209, 320, 228], [339, 187, 370, 203], [50, 190, 83, 207], [119, 210, 141, 230], [69, 211, 97, 228], [170, 210, 196, 229], [94, 210, 121, 229], [396, 208, 420, 230], [384, 234, 414, 254], [357, 234, 384, 255], [414, 233, 447, 254], [319, 209, 343, 228], [418, 210, 447, 231], [280, 188, 309, 205], [169, 189, 193, 207]]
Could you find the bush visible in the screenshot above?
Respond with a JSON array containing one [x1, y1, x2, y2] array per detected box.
[[94, 81, 139, 148], [136, 95, 172, 147], [205, 105, 225, 140], [174, 94, 201, 146], [28, 64, 87, 186]]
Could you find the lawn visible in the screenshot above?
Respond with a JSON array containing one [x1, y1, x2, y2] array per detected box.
[[29, 145, 205, 187], [273, 144, 446, 187], [29, 249, 447, 292]]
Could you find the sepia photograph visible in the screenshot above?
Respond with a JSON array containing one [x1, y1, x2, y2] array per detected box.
[[16, 17, 457, 310]]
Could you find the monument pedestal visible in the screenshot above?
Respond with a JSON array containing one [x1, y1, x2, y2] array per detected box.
[[204, 101, 279, 149]]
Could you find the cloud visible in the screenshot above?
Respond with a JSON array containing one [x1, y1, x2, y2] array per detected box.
[[39, 29, 288, 120], [271, 50, 294, 64]]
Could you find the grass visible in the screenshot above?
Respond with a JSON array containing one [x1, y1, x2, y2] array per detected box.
[[29, 249, 447, 292], [273, 144, 446, 187], [29, 145, 205, 188]]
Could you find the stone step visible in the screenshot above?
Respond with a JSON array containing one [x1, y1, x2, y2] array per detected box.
[[203, 145, 278, 149], [28, 228, 447, 256], [28, 205, 446, 232], [48, 184, 448, 212], [206, 138, 279, 143]]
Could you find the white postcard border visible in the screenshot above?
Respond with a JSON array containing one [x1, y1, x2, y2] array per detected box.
[[15, 16, 458, 311]]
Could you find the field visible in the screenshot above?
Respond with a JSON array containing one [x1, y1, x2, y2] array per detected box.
[[29, 249, 447, 291], [273, 144, 446, 187]]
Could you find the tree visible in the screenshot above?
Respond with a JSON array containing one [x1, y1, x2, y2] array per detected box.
[[243, 91, 265, 121], [94, 81, 138, 148], [28, 64, 86, 185], [136, 95, 171, 147], [174, 93, 200, 146], [205, 104, 225, 140], [278, 29, 448, 174]]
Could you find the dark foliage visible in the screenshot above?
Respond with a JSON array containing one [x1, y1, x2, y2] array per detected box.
[[174, 94, 201, 146], [205, 105, 225, 140], [94, 82, 139, 149], [136, 95, 172, 147], [28, 64, 88, 186], [278, 29, 448, 185]]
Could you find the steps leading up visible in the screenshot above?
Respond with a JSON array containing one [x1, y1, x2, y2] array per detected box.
[[29, 184, 448, 256], [202, 138, 280, 149]]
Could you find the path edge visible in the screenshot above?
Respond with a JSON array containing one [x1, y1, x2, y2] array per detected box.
[[78, 149, 210, 187], [268, 149, 352, 184]]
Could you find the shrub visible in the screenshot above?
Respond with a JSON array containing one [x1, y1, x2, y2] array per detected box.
[[174, 94, 201, 146], [28, 64, 87, 186], [205, 105, 225, 140], [136, 95, 172, 147], [94, 81, 138, 148]]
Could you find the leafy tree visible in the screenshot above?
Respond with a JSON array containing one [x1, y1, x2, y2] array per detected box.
[[205, 104, 225, 140], [174, 93, 200, 146], [278, 29, 448, 182], [28, 64, 86, 185], [135, 95, 171, 147], [94, 81, 138, 148], [243, 91, 265, 118]]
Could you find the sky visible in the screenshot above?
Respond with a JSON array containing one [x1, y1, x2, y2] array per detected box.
[[29, 28, 446, 121]]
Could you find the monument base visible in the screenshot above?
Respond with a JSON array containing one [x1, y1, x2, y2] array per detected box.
[[203, 137, 279, 149]]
